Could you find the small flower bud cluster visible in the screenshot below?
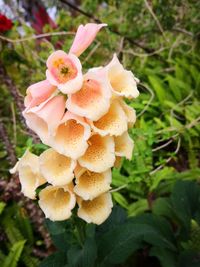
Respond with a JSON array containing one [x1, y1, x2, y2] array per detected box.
[[11, 23, 139, 224]]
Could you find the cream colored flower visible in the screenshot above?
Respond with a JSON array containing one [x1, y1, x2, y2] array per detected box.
[[39, 148, 76, 186], [66, 69, 111, 121], [50, 111, 91, 159], [74, 166, 111, 200], [77, 192, 113, 225], [105, 54, 139, 98], [39, 185, 76, 221], [114, 131, 134, 160], [89, 99, 128, 136], [78, 134, 115, 172], [10, 150, 46, 199], [119, 100, 136, 128]]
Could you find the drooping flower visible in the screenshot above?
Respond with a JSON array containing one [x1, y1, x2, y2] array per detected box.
[[66, 69, 111, 121], [78, 134, 115, 172], [24, 79, 57, 109], [77, 192, 113, 225], [114, 131, 134, 160], [119, 100, 136, 128], [105, 54, 139, 98], [90, 99, 128, 136], [50, 112, 91, 159], [10, 150, 46, 199], [39, 185, 76, 221], [74, 165, 111, 200], [46, 50, 83, 94], [39, 148, 76, 186], [23, 95, 66, 145], [69, 23, 107, 57]]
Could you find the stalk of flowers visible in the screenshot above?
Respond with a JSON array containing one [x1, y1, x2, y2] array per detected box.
[[11, 23, 139, 225]]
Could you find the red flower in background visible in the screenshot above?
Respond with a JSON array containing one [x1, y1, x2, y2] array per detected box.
[[0, 14, 13, 33]]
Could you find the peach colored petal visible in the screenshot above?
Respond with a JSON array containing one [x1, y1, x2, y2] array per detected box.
[[50, 111, 91, 159], [11, 150, 46, 199], [39, 148, 76, 186], [39, 185, 76, 221], [119, 100, 136, 128], [78, 134, 115, 172], [114, 131, 134, 160], [74, 167, 111, 200], [24, 80, 57, 109], [46, 50, 83, 94], [69, 23, 107, 57], [77, 192, 113, 225], [105, 54, 139, 98], [23, 95, 66, 144], [114, 156, 122, 168], [90, 99, 128, 136], [66, 69, 111, 121]]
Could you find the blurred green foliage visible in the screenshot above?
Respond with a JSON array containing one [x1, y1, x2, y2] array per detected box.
[[0, 0, 200, 266]]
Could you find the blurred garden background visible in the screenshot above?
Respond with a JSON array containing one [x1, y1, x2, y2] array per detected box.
[[0, 0, 200, 266]]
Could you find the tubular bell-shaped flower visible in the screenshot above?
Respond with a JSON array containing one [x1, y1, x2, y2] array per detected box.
[[78, 134, 115, 172], [39, 185, 76, 221], [90, 99, 128, 136], [69, 23, 107, 57], [46, 50, 83, 94], [114, 131, 134, 160], [39, 148, 76, 186], [105, 54, 139, 98], [74, 165, 111, 200], [24, 80, 57, 110], [10, 150, 46, 199], [77, 192, 113, 225], [23, 95, 66, 145], [119, 100, 136, 128], [50, 112, 91, 159], [66, 69, 111, 121]]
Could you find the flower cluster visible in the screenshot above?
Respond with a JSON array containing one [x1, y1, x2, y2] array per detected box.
[[11, 23, 139, 225]]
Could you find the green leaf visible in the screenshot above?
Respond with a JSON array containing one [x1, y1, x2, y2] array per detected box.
[[178, 250, 200, 267], [148, 75, 166, 104], [2, 240, 26, 267], [170, 181, 200, 235], [152, 197, 174, 219], [150, 247, 177, 267], [128, 199, 148, 217], [39, 252, 68, 267], [112, 192, 129, 209], [67, 224, 97, 267], [97, 214, 175, 266], [45, 219, 73, 251], [0, 202, 6, 215]]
